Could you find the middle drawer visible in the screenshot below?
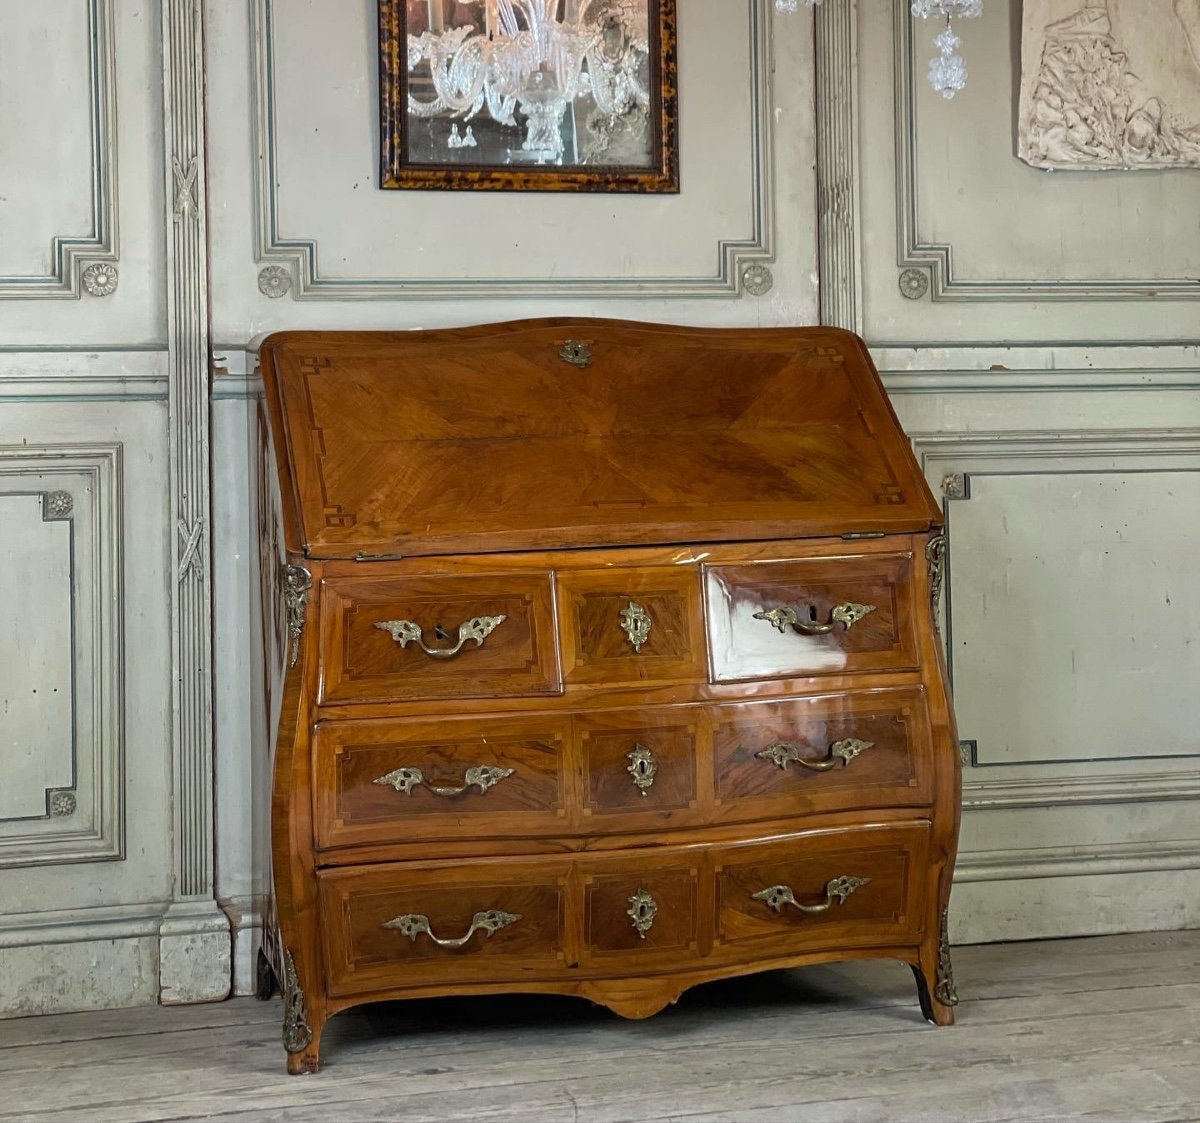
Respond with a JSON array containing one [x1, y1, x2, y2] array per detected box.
[[313, 713, 573, 849], [314, 686, 934, 850]]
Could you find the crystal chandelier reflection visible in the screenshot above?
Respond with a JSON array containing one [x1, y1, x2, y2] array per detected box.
[[773, 0, 983, 99], [406, 1, 651, 164]]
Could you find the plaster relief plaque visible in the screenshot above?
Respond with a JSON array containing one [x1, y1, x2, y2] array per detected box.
[[1018, 0, 1200, 170]]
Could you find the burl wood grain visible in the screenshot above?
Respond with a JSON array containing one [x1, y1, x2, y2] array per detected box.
[[262, 321, 961, 1075]]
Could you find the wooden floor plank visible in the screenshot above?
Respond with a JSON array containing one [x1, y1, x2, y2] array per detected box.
[[0, 932, 1196, 1123]]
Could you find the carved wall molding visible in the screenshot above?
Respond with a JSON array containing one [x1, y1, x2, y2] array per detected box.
[[912, 429, 1200, 811], [0, 350, 170, 403], [161, 0, 220, 913], [814, 0, 860, 330], [891, 2, 1200, 302], [956, 838, 1200, 883], [0, 446, 124, 868], [250, 0, 776, 299], [0, 0, 120, 299]]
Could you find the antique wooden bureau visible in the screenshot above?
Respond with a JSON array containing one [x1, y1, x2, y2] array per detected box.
[[257, 318, 961, 1074]]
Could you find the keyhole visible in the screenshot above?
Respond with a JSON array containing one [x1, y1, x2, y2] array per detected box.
[[434, 623, 449, 641], [808, 606, 818, 623]]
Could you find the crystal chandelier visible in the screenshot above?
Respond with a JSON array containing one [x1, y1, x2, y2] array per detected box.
[[773, 0, 983, 99], [406, 1, 651, 165], [910, 0, 981, 98]]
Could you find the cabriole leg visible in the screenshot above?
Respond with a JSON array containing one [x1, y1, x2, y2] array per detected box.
[[281, 946, 323, 1074], [913, 906, 958, 1026]]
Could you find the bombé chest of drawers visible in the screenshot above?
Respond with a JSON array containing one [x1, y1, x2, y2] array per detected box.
[[257, 319, 961, 1074]]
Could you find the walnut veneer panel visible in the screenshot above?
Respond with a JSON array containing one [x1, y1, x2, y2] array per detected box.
[[318, 572, 560, 704], [711, 687, 933, 822], [713, 823, 929, 955], [319, 861, 569, 998], [260, 321, 939, 559], [557, 567, 706, 687], [265, 321, 960, 1075], [706, 553, 920, 682], [312, 714, 571, 850]]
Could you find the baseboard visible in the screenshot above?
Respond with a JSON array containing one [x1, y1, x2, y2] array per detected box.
[[950, 866, 1200, 945]]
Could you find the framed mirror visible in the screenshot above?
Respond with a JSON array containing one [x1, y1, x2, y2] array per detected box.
[[379, 1, 679, 192]]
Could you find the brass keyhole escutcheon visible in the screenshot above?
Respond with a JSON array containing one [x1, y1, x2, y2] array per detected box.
[[559, 340, 592, 367], [626, 743, 658, 796]]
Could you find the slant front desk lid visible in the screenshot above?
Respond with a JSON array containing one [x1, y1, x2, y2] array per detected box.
[[260, 319, 940, 560]]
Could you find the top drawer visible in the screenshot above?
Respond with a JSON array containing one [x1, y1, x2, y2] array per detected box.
[[318, 573, 561, 705], [705, 553, 919, 682]]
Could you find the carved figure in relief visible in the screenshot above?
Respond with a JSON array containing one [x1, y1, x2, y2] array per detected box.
[[1018, 0, 1200, 169]]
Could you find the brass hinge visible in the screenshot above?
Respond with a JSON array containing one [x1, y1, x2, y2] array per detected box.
[[354, 551, 406, 562], [841, 531, 885, 540]]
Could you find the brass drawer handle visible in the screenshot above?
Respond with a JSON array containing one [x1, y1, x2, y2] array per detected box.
[[382, 908, 521, 949], [374, 614, 506, 659], [373, 764, 515, 797], [627, 889, 658, 939], [752, 875, 870, 914], [755, 738, 873, 772], [619, 600, 652, 652], [753, 602, 876, 636], [626, 743, 658, 796]]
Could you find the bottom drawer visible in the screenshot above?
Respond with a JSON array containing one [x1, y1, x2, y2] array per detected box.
[[320, 863, 569, 997], [713, 822, 929, 955], [318, 823, 931, 997]]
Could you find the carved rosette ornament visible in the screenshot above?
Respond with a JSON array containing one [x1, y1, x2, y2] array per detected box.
[[898, 268, 929, 300], [258, 265, 293, 299], [935, 908, 959, 1006], [43, 491, 74, 521], [281, 948, 314, 1055], [284, 565, 312, 668], [50, 791, 77, 817], [742, 263, 774, 296], [942, 472, 968, 500], [82, 262, 119, 297]]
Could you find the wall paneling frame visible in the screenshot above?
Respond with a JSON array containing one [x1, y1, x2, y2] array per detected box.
[[0, 0, 228, 1014], [816, 1, 1200, 940]]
